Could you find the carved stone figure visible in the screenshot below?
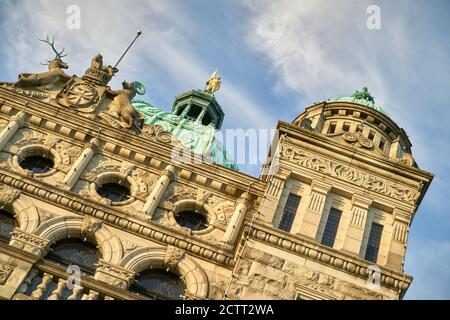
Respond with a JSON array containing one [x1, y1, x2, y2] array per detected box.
[[82, 54, 118, 86], [14, 36, 70, 88], [106, 81, 145, 129]]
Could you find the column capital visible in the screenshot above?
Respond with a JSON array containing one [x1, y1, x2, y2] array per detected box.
[[310, 180, 332, 195], [11, 111, 27, 127], [84, 137, 100, 152], [162, 164, 176, 180], [351, 194, 372, 209], [94, 260, 136, 290], [392, 208, 411, 224]]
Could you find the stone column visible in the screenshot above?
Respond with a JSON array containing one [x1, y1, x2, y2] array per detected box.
[[61, 138, 99, 190], [386, 209, 410, 270], [222, 192, 250, 245], [0, 111, 27, 150], [141, 164, 175, 219], [342, 195, 372, 255], [298, 181, 331, 239]]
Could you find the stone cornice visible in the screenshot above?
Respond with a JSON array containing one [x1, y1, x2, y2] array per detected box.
[[0, 168, 236, 269], [277, 120, 434, 183], [0, 88, 266, 197], [278, 139, 428, 210], [247, 221, 412, 295]]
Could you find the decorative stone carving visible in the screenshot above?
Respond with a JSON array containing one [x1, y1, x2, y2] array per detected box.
[[0, 263, 14, 285], [10, 229, 51, 257], [398, 152, 415, 167], [14, 36, 70, 89], [13, 129, 44, 149], [343, 132, 374, 149], [142, 125, 175, 145], [164, 245, 185, 272], [94, 260, 135, 290], [281, 145, 418, 204], [81, 216, 103, 241], [0, 185, 21, 211], [103, 81, 145, 130], [121, 239, 140, 255]]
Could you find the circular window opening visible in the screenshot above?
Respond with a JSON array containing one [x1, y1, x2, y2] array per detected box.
[[19, 155, 54, 174], [174, 211, 208, 231], [97, 182, 131, 203]]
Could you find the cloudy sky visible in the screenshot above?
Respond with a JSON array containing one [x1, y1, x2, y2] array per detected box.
[[0, 0, 449, 299]]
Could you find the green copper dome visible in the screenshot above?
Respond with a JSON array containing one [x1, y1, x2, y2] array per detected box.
[[132, 97, 239, 171], [328, 87, 389, 117]]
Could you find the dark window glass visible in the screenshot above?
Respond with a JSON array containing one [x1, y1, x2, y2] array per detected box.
[[0, 210, 16, 243], [186, 105, 202, 121], [97, 183, 130, 203], [327, 122, 337, 134], [278, 194, 301, 232], [20, 155, 54, 174], [174, 211, 208, 230], [45, 239, 100, 275], [342, 122, 351, 132], [176, 106, 185, 116], [130, 269, 185, 300], [321, 209, 342, 247], [202, 112, 213, 126], [379, 138, 386, 151], [368, 131, 375, 141], [365, 223, 383, 263]]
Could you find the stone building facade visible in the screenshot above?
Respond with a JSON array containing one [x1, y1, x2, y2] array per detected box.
[[0, 48, 433, 300]]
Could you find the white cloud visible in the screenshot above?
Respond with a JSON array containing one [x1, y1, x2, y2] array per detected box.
[[0, 0, 272, 129]]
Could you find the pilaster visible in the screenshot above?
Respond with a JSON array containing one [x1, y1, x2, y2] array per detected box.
[[342, 194, 372, 255], [298, 181, 331, 239]]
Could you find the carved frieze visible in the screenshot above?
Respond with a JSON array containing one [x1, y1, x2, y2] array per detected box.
[[95, 260, 136, 290], [9, 229, 51, 257], [0, 262, 14, 285], [280, 145, 418, 204]]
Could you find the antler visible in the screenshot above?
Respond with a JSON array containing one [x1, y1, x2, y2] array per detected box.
[[39, 35, 68, 60]]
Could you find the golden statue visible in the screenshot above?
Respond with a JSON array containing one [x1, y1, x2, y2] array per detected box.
[[205, 68, 221, 94]]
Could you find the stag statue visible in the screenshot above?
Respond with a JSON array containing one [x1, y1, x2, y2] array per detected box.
[[14, 36, 71, 88]]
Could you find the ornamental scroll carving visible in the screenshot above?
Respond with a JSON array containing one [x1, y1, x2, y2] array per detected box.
[[280, 145, 418, 204]]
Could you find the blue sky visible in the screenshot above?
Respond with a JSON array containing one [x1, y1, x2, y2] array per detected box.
[[0, 0, 449, 299]]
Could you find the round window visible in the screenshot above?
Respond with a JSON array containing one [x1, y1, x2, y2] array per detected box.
[[174, 211, 208, 231], [19, 155, 54, 174], [96, 182, 131, 203]]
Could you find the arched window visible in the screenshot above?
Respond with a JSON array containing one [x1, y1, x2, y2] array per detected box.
[[174, 211, 208, 231], [45, 238, 100, 276], [130, 269, 185, 300], [0, 209, 17, 243]]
